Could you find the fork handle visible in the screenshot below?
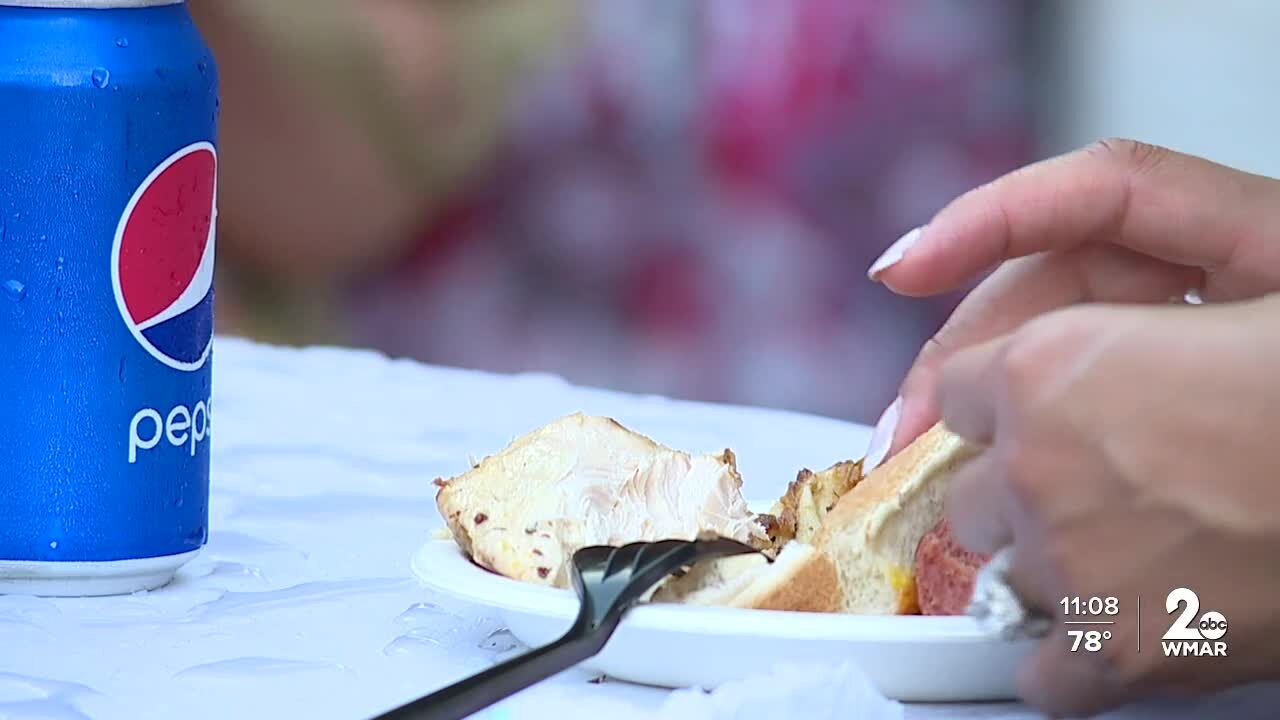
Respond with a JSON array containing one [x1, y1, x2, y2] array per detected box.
[[371, 628, 606, 720]]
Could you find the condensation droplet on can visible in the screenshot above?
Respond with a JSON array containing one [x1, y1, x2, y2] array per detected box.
[[3, 279, 26, 302]]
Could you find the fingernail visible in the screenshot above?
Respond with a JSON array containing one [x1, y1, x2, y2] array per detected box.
[[868, 226, 922, 280], [864, 396, 902, 471]]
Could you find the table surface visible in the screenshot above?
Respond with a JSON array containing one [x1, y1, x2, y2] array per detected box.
[[2, 338, 1274, 720]]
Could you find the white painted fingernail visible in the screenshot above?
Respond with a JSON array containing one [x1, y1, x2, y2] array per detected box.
[[864, 396, 902, 471], [868, 226, 922, 280]]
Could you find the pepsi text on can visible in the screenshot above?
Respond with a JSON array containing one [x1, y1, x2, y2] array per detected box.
[[112, 141, 217, 466]]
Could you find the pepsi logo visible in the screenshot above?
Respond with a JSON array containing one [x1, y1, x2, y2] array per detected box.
[[111, 142, 217, 372]]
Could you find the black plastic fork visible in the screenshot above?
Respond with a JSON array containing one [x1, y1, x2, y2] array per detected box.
[[372, 534, 762, 720]]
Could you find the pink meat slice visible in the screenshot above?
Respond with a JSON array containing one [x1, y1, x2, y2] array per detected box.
[[914, 518, 990, 615]]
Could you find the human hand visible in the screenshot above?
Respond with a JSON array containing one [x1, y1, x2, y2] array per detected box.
[[862, 139, 1280, 465], [936, 294, 1280, 716], [859, 139, 1280, 715]]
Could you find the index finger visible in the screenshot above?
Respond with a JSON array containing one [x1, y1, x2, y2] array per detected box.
[[881, 246, 1196, 458], [872, 139, 1276, 297]]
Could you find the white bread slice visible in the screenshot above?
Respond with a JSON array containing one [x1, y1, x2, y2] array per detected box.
[[651, 541, 841, 613], [434, 413, 769, 588], [813, 422, 978, 614]]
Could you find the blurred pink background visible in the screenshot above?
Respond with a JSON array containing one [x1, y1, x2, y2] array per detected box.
[[199, 0, 1034, 424]]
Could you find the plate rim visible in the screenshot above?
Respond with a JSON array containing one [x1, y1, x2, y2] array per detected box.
[[411, 538, 1000, 643]]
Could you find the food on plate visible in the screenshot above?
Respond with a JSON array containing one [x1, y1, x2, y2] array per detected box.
[[804, 423, 979, 614], [913, 517, 989, 615], [434, 413, 771, 588], [435, 412, 979, 616], [672, 423, 977, 615], [651, 540, 840, 612], [759, 459, 864, 547]]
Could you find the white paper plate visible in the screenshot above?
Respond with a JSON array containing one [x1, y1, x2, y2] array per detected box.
[[411, 539, 1035, 702]]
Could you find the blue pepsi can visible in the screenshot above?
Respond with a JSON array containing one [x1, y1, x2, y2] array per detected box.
[[0, 0, 218, 596]]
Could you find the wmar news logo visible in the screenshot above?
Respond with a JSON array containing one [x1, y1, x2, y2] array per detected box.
[[1161, 588, 1228, 657]]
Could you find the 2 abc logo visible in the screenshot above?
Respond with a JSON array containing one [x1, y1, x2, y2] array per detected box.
[[1161, 587, 1228, 657]]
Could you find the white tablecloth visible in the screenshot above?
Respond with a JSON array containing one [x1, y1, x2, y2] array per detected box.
[[1, 338, 1274, 719]]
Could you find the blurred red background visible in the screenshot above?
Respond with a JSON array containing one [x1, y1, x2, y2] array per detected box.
[[197, 0, 1035, 423]]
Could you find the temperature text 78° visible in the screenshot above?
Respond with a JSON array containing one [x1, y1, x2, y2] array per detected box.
[[1068, 629, 1112, 652]]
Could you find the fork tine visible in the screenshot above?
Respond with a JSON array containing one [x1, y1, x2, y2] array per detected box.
[[574, 545, 613, 568], [602, 543, 642, 579]]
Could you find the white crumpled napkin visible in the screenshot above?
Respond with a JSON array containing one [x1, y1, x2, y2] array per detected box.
[[660, 662, 904, 720], [478, 662, 903, 720]]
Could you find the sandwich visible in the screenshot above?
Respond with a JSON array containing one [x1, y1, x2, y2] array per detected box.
[[655, 422, 982, 614], [802, 423, 980, 614], [433, 413, 981, 615]]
